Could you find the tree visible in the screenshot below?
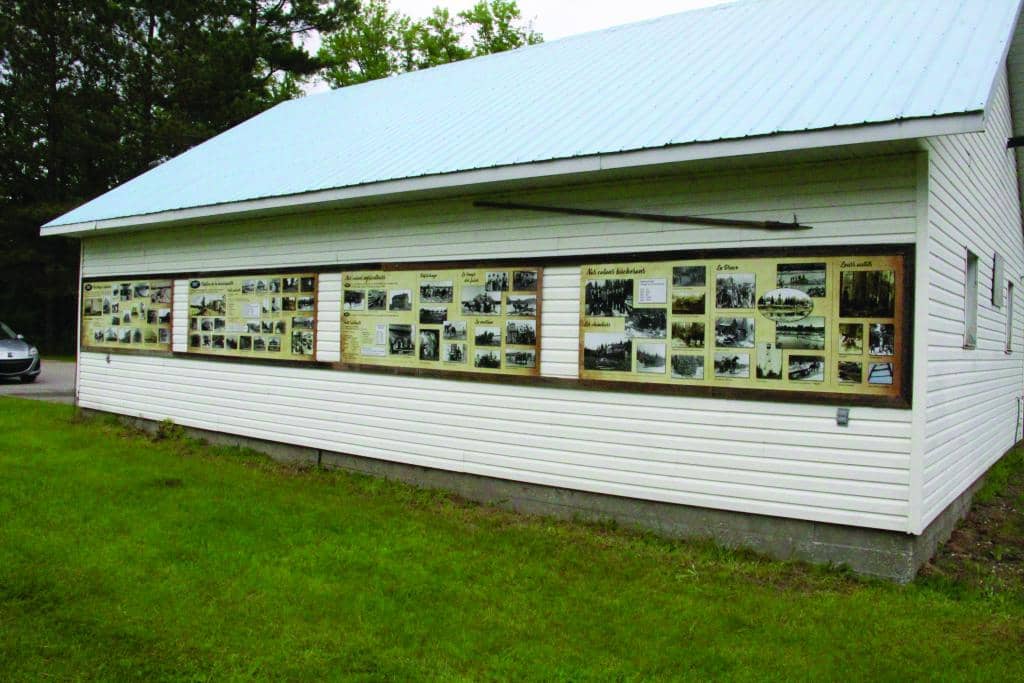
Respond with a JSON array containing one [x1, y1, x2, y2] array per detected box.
[[319, 0, 541, 89], [0, 1, 358, 352]]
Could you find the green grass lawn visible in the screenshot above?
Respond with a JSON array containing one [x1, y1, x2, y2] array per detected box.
[[1, 396, 1023, 680]]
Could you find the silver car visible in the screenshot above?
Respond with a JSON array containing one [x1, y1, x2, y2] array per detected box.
[[0, 321, 41, 383]]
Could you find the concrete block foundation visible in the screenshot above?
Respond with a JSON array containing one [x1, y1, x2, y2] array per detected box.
[[104, 411, 988, 583]]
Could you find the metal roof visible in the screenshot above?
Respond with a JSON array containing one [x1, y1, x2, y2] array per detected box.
[[46, 0, 1022, 230]]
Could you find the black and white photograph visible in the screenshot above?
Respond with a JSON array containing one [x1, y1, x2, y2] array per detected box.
[[253, 337, 265, 351], [118, 328, 132, 343], [147, 309, 158, 325], [671, 354, 704, 380], [133, 284, 150, 299], [419, 306, 448, 324], [189, 315, 198, 330], [585, 279, 633, 317], [508, 295, 538, 317], [268, 279, 281, 293], [777, 263, 826, 297], [868, 361, 894, 385], [242, 280, 257, 294], [474, 349, 502, 369], [84, 299, 103, 317], [775, 317, 825, 350], [388, 324, 414, 355], [225, 335, 238, 350], [840, 270, 896, 318], [190, 294, 225, 316], [102, 297, 112, 315], [715, 273, 756, 309], [300, 276, 315, 293], [461, 286, 501, 315], [419, 329, 440, 361], [274, 321, 286, 334], [291, 330, 313, 355], [292, 316, 314, 330], [389, 290, 412, 311], [444, 343, 466, 363], [672, 290, 705, 316], [714, 352, 750, 378], [506, 320, 537, 346], [367, 289, 387, 311], [474, 326, 501, 347], [671, 321, 705, 348], [282, 297, 297, 311], [122, 312, 131, 324], [158, 309, 171, 325], [625, 308, 667, 338], [485, 272, 509, 292], [788, 355, 824, 381], [267, 337, 282, 353], [420, 281, 453, 303], [344, 289, 365, 311], [211, 334, 225, 349], [132, 329, 143, 344], [212, 318, 225, 331], [143, 328, 158, 344], [513, 270, 538, 291], [117, 283, 133, 301], [264, 297, 281, 314], [110, 315, 120, 326], [839, 360, 863, 383], [283, 277, 299, 293], [505, 349, 536, 368], [637, 343, 667, 374], [757, 288, 813, 322], [672, 265, 706, 288], [262, 320, 273, 334], [715, 317, 755, 348], [201, 318, 214, 332], [756, 343, 783, 380], [443, 320, 467, 340], [297, 297, 315, 312], [869, 323, 895, 356], [111, 301, 119, 314], [189, 334, 201, 348], [104, 328, 118, 342], [239, 336, 252, 351], [583, 332, 632, 372], [245, 320, 260, 333], [839, 323, 864, 354], [152, 286, 172, 304]]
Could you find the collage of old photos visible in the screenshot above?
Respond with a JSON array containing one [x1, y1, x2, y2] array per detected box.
[[81, 279, 173, 350], [187, 274, 317, 359], [581, 256, 902, 395], [341, 268, 540, 374]]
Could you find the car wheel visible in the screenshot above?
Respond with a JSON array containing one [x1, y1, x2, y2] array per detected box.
[[20, 375, 37, 383]]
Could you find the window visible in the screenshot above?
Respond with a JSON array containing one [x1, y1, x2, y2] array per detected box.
[[965, 250, 978, 349], [1007, 281, 1015, 353]]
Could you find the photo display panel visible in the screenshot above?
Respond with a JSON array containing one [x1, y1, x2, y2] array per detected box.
[[341, 267, 542, 376], [81, 279, 174, 351], [186, 273, 318, 360], [578, 253, 905, 399]]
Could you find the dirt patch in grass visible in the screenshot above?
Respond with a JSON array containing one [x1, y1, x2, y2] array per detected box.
[[921, 446, 1024, 593]]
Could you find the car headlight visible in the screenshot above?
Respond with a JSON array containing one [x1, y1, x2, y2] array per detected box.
[[28, 347, 38, 356]]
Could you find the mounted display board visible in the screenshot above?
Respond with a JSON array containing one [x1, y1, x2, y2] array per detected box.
[[81, 279, 173, 351], [341, 267, 542, 375], [186, 273, 318, 360], [579, 253, 905, 399]]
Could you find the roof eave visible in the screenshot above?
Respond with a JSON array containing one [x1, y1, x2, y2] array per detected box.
[[41, 112, 986, 238]]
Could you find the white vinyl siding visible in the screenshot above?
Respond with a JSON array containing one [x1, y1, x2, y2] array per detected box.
[[77, 154, 918, 532], [920, 66, 1024, 530]]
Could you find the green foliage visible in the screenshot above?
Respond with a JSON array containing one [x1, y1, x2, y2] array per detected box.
[[1, 396, 1024, 679], [319, 0, 541, 88], [0, 1, 357, 352]]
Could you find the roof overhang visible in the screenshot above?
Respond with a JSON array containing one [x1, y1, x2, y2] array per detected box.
[[41, 112, 985, 238]]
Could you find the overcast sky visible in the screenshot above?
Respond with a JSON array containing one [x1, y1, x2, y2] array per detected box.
[[305, 0, 732, 92]]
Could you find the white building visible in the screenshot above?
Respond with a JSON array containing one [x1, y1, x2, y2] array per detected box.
[[45, 0, 1024, 580]]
